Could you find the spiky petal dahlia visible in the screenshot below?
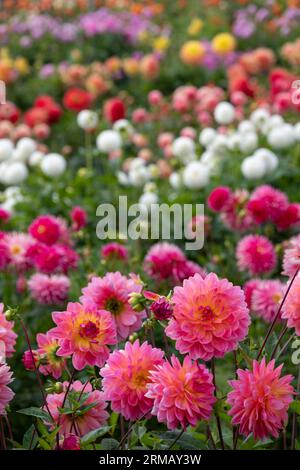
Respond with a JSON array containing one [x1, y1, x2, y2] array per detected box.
[[166, 273, 250, 361], [0, 303, 17, 358], [236, 234, 277, 276], [227, 358, 294, 441], [146, 355, 215, 430], [81, 272, 146, 340], [100, 340, 164, 421], [49, 302, 117, 370], [45, 380, 108, 436], [0, 363, 14, 415], [281, 275, 300, 335]]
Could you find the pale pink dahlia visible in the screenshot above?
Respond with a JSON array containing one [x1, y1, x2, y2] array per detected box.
[[100, 340, 164, 420], [28, 273, 70, 305], [146, 355, 215, 430], [0, 303, 17, 358], [282, 234, 300, 278], [143, 242, 205, 285], [49, 302, 117, 370], [166, 273, 250, 361], [251, 280, 285, 323], [81, 272, 146, 340], [37, 332, 66, 379], [0, 363, 14, 415], [45, 380, 108, 436], [227, 358, 294, 441], [236, 235, 277, 276], [281, 275, 300, 335]]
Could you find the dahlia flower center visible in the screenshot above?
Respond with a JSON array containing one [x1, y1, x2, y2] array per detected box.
[[105, 297, 124, 315], [79, 321, 99, 340], [272, 293, 282, 304], [198, 305, 214, 321], [133, 371, 148, 389]]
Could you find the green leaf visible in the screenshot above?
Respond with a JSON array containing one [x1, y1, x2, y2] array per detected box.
[[17, 407, 50, 421], [80, 426, 111, 445], [290, 401, 300, 415], [100, 438, 119, 450]]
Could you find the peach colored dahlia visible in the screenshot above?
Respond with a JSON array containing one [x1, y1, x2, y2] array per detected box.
[[146, 355, 215, 430], [100, 340, 164, 421], [227, 358, 294, 441], [49, 302, 117, 370], [166, 273, 250, 361]]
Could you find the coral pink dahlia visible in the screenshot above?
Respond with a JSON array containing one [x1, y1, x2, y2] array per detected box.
[[0, 303, 17, 358], [28, 273, 70, 305], [81, 272, 146, 340], [0, 363, 14, 415], [227, 358, 294, 440], [45, 380, 108, 436], [236, 235, 277, 276], [281, 275, 300, 335], [166, 273, 250, 361], [49, 302, 117, 370], [100, 340, 164, 420], [146, 355, 215, 430]]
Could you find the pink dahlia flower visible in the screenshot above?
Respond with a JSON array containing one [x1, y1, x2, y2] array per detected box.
[[101, 242, 128, 261], [100, 340, 164, 421], [207, 186, 232, 212], [0, 241, 10, 269], [4, 232, 34, 271], [220, 189, 257, 232], [37, 332, 66, 379], [81, 272, 146, 340], [61, 434, 81, 450], [70, 206, 87, 231], [146, 355, 215, 430], [143, 242, 205, 285], [45, 380, 108, 436], [247, 185, 289, 225], [166, 273, 250, 361], [49, 302, 117, 370], [282, 275, 300, 335], [0, 303, 17, 358], [282, 234, 300, 278], [29, 215, 70, 246], [243, 279, 260, 310], [236, 235, 277, 276], [251, 280, 285, 323], [29, 243, 78, 274], [227, 358, 294, 441], [0, 363, 14, 415], [28, 273, 70, 305]]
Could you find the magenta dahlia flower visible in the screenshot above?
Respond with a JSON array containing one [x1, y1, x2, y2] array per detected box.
[[236, 234, 277, 276], [146, 355, 215, 430], [166, 273, 250, 361], [81, 272, 146, 340], [0, 363, 14, 415], [49, 302, 117, 370], [227, 358, 294, 441], [45, 380, 108, 436], [251, 280, 285, 323], [28, 273, 70, 305], [282, 275, 300, 335], [101, 242, 128, 261], [100, 340, 164, 421], [29, 215, 70, 245], [247, 185, 289, 225], [0, 303, 17, 358], [207, 186, 232, 212]]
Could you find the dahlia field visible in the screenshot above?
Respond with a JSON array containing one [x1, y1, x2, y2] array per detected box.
[[1, 0, 300, 456]]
